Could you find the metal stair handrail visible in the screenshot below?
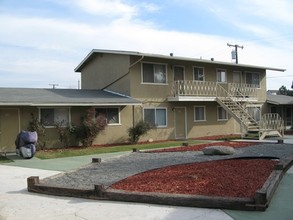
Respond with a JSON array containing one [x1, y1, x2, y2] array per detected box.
[[216, 83, 259, 128]]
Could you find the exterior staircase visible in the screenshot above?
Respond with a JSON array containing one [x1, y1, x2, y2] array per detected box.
[[216, 84, 284, 140]]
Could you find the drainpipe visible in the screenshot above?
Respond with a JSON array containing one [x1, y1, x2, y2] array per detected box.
[[101, 55, 144, 90]]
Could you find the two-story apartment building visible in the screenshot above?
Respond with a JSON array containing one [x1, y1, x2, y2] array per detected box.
[[0, 49, 285, 152], [75, 49, 285, 143]]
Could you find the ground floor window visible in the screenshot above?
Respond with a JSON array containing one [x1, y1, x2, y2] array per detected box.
[[40, 108, 70, 127], [194, 106, 206, 121], [143, 107, 167, 127], [217, 106, 228, 121], [247, 106, 261, 122], [95, 107, 120, 125]]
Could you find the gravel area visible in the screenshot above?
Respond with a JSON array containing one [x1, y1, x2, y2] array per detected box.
[[40, 143, 293, 190]]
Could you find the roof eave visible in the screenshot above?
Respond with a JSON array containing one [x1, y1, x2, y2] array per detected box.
[[74, 49, 286, 73], [0, 102, 142, 107]]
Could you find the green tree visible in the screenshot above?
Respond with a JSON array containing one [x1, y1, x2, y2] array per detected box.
[[279, 85, 293, 96]]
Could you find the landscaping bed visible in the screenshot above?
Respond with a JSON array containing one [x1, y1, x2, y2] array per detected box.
[[27, 142, 293, 211], [110, 158, 277, 198]]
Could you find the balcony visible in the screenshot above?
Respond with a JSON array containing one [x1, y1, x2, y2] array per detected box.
[[168, 80, 258, 102]]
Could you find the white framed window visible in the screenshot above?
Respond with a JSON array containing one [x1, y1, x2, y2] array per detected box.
[[142, 62, 167, 84], [95, 107, 120, 125], [217, 106, 228, 121], [194, 106, 206, 121], [143, 107, 167, 127], [193, 66, 204, 81], [245, 72, 260, 88], [173, 65, 185, 81], [40, 107, 70, 127], [217, 69, 227, 83]]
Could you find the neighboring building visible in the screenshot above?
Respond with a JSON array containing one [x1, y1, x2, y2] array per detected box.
[[266, 94, 293, 130], [267, 90, 280, 95], [0, 49, 286, 152], [75, 49, 285, 142]]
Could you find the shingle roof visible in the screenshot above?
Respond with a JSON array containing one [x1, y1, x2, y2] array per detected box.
[[0, 88, 141, 106], [267, 94, 293, 105], [75, 49, 286, 73]]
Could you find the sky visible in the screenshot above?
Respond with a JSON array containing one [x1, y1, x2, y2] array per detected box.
[[0, 0, 292, 90]]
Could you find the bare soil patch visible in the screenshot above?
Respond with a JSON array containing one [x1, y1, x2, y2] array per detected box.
[[110, 159, 277, 198]]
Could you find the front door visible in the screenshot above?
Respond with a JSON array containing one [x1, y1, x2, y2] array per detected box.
[[233, 71, 242, 83], [0, 108, 19, 152], [174, 107, 186, 139]]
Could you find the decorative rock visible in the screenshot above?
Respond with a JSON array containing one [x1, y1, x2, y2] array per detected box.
[[202, 146, 236, 155]]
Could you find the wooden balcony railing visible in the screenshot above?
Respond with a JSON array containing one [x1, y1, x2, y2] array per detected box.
[[259, 113, 284, 139], [171, 81, 257, 98]]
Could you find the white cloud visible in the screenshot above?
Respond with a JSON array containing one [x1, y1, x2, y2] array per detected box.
[[72, 0, 137, 19], [0, 0, 291, 90], [241, 0, 293, 25]]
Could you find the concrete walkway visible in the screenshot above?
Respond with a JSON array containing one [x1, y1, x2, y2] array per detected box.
[[1, 152, 234, 220], [1, 139, 293, 220]]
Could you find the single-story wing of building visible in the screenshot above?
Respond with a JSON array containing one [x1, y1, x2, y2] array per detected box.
[[0, 87, 141, 152]]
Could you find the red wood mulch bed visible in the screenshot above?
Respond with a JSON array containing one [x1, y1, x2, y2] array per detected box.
[[147, 141, 257, 153], [110, 159, 277, 198]]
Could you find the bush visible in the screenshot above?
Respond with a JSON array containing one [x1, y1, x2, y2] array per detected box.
[[55, 120, 71, 147], [128, 121, 151, 144], [27, 113, 46, 149], [72, 107, 107, 147]]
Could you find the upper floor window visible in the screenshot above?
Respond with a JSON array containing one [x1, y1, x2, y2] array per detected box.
[[233, 71, 242, 83], [246, 72, 260, 88], [142, 63, 167, 84], [173, 66, 184, 81], [217, 69, 227, 83], [95, 107, 120, 125], [40, 107, 70, 127], [217, 106, 228, 121], [143, 107, 167, 127], [194, 106, 206, 122], [193, 67, 204, 81]]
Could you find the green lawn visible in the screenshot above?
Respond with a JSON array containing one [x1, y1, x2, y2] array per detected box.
[[35, 140, 204, 159], [0, 154, 13, 163]]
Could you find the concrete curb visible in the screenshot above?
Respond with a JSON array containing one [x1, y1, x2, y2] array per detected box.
[[27, 155, 293, 211]]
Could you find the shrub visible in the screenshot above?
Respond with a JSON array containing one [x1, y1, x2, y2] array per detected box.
[[72, 107, 107, 147], [128, 121, 151, 144], [55, 120, 71, 147], [27, 113, 46, 149]]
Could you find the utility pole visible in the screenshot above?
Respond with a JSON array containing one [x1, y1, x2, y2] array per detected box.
[[227, 43, 244, 64], [49, 83, 59, 89]]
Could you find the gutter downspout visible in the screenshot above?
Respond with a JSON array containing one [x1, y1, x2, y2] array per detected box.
[[101, 55, 144, 90]]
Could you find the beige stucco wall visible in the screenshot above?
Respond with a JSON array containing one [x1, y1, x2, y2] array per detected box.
[[80, 53, 131, 95], [128, 57, 266, 101], [134, 101, 239, 142], [91, 105, 134, 145], [124, 57, 266, 142], [43, 106, 135, 147]]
